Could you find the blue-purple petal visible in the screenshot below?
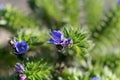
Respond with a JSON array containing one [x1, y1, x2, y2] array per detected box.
[[49, 30, 72, 47], [0, 4, 3, 10], [14, 41, 29, 54], [67, 38, 72, 44], [61, 38, 72, 47], [91, 77, 100, 80], [51, 30, 64, 41], [118, 0, 120, 5], [49, 38, 57, 44], [15, 63, 25, 73]]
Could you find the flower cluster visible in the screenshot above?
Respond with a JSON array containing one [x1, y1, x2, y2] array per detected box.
[[9, 40, 29, 80], [49, 30, 72, 50], [10, 30, 72, 80]]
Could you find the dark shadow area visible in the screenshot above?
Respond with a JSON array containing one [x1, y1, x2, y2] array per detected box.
[[0, 47, 17, 78]]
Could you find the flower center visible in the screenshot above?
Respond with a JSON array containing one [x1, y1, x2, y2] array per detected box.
[[20, 46, 25, 50]]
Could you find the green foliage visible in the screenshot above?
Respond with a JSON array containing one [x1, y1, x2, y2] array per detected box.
[[29, 0, 80, 28], [55, 67, 82, 80], [62, 25, 91, 58], [0, 5, 38, 31], [84, 0, 104, 31], [91, 5, 120, 54], [25, 60, 53, 80], [15, 28, 49, 48]]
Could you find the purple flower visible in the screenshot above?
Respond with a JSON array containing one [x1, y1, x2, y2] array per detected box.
[[49, 30, 72, 47], [14, 41, 29, 54], [0, 4, 3, 10], [91, 77, 100, 80], [20, 75, 26, 80], [118, 0, 120, 5], [15, 63, 25, 73]]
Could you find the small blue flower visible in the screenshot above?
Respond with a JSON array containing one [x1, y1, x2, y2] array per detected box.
[[49, 30, 72, 47], [91, 77, 100, 80], [14, 41, 29, 54], [0, 4, 3, 10], [118, 0, 120, 5], [15, 63, 25, 73]]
